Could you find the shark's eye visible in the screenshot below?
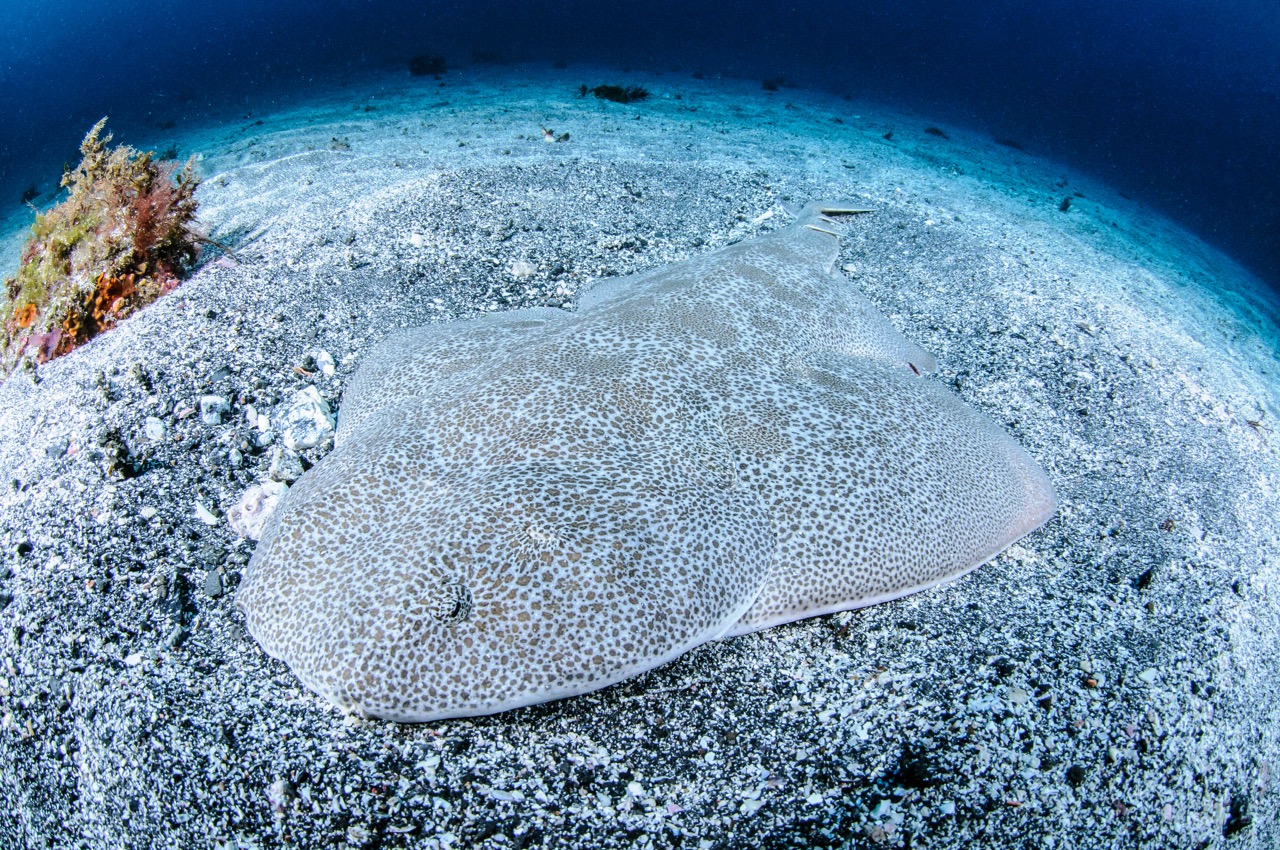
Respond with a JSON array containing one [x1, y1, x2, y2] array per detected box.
[[429, 580, 473, 624]]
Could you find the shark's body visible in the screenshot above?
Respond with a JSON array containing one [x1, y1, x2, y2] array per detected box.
[[237, 204, 1055, 722]]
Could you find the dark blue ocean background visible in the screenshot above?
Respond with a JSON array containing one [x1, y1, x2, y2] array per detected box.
[[2, 0, 1278, 291]]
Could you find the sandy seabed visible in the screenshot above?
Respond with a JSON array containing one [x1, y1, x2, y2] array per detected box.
[[1, 66, 1277, 849]]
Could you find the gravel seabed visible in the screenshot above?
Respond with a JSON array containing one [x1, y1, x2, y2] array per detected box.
[[1, 66, 1277, 849]]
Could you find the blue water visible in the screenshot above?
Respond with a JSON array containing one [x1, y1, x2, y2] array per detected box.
[[2, 0, 1278, 290]]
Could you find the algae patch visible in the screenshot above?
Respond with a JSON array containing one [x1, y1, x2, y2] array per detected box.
[[1, 118, 202, 376]]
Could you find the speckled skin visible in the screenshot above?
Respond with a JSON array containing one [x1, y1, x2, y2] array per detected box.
[[236, 204, 1055, 721]]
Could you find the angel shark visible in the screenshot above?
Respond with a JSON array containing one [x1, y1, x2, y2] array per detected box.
[[236, 203, 1055, 722]]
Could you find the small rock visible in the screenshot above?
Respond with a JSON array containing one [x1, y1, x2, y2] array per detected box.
[[268, 447, 304, 482], [163, 572, 187, 627], [267, 777, 293, 813], [1067, 765, 1087, 786], [200, 395, 230, 425], [246, 405, 272, 440], [194, 501, 221, 526], [144, 417, 167, 443], [510, 260, 537, 278], [124, 652, 144, 667], [347, 824, 371, 846], [44, 437, 69, 459], [248, 404, 273, 432], [314, 350, 335, 377], [147, 574, 169, 603], [139, 506, 157, 520], [204, 568, 225, 599], [1137, 668, 1159, 685], [279, 386, 334, 451]]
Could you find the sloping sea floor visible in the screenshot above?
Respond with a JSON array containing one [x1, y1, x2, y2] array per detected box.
[[1, 66, 1277, 849]]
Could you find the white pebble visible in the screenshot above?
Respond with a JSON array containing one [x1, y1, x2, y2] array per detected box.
[[510, 260, 537, 278], [194, 501, 221, 526], [1138, 668, 1160, 684], [314, 350, 336, 377], [140, 506, 157, 520], [144, 416, 166, 443], [279, 386, 335, 451], [200, 395, 229, 426]]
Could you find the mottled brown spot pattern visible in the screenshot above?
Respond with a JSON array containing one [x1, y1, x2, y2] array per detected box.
[[237, 203, 1054, 721]]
